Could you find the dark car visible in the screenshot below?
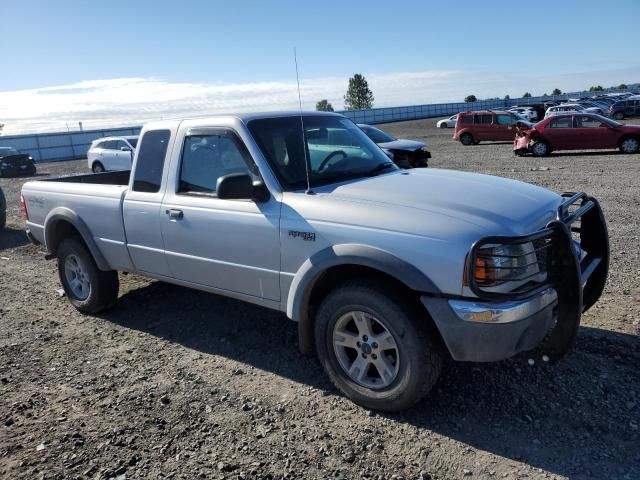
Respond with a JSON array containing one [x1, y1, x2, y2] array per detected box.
[[608, 98, 640, 120], [0, 186, 6, 229], [0, 147, 37, 177], [513, 113, 640, 156], [358, 124, 430, 168]]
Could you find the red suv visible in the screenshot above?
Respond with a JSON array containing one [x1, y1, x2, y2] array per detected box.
[[454, 111, 525, 145], [513, 113, 640, 156]]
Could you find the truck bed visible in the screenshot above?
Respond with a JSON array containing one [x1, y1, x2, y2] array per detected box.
[[43, 170, 130, 186]]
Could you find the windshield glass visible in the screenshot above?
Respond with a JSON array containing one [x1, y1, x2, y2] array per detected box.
[[248, 115, 396, 190], [362, 126, 396, 143], [0, 148, 19, 158]]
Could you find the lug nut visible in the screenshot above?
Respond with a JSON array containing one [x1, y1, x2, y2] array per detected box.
[[361, 353, 367, 359], [356, 341, 361, 347], [363, 335, 368, 341], [372, 342, 378, 349], [372, 354, 377, 359]]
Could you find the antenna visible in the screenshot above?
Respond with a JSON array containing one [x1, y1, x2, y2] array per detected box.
[[294, 47, 313, 195]]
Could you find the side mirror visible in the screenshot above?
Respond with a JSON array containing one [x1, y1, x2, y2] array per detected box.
[[216, 173, 268, 201], [121, 146, 132, 152]]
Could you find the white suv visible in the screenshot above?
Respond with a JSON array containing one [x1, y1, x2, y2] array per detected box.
[[87, 136, 138, 172]]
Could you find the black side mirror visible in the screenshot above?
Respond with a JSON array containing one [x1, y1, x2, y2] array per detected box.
[[217, 173, 268, 201], [121, 146, 132, 152]]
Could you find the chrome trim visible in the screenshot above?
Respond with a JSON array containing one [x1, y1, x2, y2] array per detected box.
[[449, 288, 558, 324]]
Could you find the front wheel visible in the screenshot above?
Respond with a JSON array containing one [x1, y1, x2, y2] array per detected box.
[[92, 162, 105, 173], [619, 137, 639, 154], [459, 133, 474, 146], [57, 237, 119, 314], [314, 280, 443, 411], [613, 112, 625, 120], [439, 123, 448, 129], [531, 140, 550, 157]]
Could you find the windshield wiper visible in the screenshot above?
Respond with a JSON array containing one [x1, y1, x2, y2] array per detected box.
[[366, 162, 396, 176]]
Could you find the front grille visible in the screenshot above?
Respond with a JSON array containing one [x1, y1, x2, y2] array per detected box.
[[532, 236, 552, 274]]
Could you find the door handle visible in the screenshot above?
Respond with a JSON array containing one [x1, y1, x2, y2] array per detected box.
[[166, 208, 183, 219]]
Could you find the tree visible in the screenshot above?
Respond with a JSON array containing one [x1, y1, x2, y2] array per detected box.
[[504, 94, 510, 100], [552, 88, 562, 95], [616, 84, 628, 90], [0, 123, 3, 135], [315, 99, 334, 112], [464, 95, 477, 103], [522, 92, 532, 98], [344, 74, 374, 110], [589, 85, 604, 92]]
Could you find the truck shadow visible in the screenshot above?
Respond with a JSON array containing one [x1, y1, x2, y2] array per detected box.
[[0, 227, 30, 251], [100, 280, 640, 478]]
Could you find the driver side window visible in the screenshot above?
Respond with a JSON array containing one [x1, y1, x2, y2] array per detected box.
[[178, 131, 255, 195]]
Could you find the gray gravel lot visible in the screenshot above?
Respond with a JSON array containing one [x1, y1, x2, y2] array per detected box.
[[1, 118, 639, 479]]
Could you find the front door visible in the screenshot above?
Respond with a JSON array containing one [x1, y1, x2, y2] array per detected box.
[[160, 128, 281, 301], [113, 139, 134, 170], [494, 113, 517, 141], [543, 116, 575, 150]]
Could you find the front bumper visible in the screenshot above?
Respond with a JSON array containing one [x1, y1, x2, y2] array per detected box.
[[0, 165, 36, 177], [422, 289, 557, 362]]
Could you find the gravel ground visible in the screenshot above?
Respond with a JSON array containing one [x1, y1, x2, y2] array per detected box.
[[1, 118, 639, 480]]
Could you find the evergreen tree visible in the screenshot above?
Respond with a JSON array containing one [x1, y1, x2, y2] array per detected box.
[[315, 99, 334, 112], [344, 74, 374, 110], [464, 95, 477, 103]]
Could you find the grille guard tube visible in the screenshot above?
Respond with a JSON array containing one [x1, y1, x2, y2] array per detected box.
[[466, 192, 609, 363]]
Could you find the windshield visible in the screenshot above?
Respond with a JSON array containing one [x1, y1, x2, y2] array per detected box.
[[362, 126, 396, 143], [0, 148, 19, 158], [248, 115, 397, 190]]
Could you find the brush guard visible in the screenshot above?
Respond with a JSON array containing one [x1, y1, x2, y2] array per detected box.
[[468, 192, 609, 363]]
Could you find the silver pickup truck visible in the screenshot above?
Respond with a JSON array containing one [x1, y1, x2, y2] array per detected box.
[[21, 112, 609, 411]]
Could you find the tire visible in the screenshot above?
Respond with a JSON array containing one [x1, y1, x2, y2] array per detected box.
[[314, 280, 443, 411], [439, 123, 448, 129], [459, 133, 474, 146], [531, 140, 550, 157], [57, 237, 119, 314], [92, 162, 105, 173], [619, 136, 640, 154], [0, 189, 6, 229], [613, 112, 624, 120]]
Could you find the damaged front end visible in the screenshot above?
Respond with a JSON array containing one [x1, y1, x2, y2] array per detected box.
[[388, 147, 431, 168]]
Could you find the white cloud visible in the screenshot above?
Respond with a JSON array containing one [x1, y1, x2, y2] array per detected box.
[[1, 67, 638, 135]]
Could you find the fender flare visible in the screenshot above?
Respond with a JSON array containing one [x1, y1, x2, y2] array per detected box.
[[287, 244, 440, 354], [44, 207, 111, 271]]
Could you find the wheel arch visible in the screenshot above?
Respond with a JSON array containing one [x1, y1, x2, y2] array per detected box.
[[618, 133, 640, 147], [44, 207, 110, 271], [287, 244, 441, 354]]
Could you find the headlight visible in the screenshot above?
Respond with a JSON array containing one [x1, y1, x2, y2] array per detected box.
[[466, 242, 545, 289]]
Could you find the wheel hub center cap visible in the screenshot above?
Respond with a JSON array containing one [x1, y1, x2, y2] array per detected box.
[[361, 343, 372, 355]]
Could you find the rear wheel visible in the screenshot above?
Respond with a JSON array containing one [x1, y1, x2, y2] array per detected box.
[[531, 140, 550, 157], [613, 112, 625, 120], [314, 280, 443, 411], [619, 136, 640, 154], [459, 133, 474, 146], [57, 237, 119, 314], [92, 162, 105, 173]]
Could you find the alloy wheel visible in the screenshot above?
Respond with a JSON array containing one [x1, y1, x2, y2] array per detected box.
[[621, 138, 639, 153], [332, 311, 400, 389], [64, 254, 91, 300]]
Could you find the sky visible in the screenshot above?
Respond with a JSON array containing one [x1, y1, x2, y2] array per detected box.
[[1, 0, 639, 134]]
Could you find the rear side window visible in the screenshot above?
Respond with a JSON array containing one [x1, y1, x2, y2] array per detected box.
[[132, 130, 171, 193], [474, 114, 492, 124], [460, 115, 473, 124]]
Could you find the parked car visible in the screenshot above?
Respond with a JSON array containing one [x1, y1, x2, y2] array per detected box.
[[21, 111, 609, 411], [436, 114, 457, 128], [0, 147, 37, 177], [454, 110, 531, 145], [508, 106, 538, 121], [514, 113, 640, 156], [358, 124, 430, 168], [608, 98, 640, 120], [87, 136, 138, 173], [545, 103, 600, 118], [0, 186, 5, 229], [575, 101, 607, 116]]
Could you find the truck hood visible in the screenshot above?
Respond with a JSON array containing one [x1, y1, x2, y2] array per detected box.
[[376, 139, 426, 151], [308, 168, 562, 238]]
